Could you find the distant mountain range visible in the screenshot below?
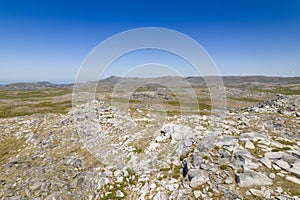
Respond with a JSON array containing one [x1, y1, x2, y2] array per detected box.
[[1, 76, 300, 90]]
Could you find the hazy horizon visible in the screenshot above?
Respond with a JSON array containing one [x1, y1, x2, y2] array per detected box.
[[1, 74, 300, 85]]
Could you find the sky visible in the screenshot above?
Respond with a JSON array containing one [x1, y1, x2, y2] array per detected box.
[[0, 0, 300, 83]]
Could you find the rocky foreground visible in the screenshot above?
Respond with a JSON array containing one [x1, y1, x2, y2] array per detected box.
[[0, 94, 300, 199]]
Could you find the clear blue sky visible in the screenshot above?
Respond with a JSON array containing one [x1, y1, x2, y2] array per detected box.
[[0, 0, 300, 83]]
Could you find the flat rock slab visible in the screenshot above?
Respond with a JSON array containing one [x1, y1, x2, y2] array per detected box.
[[286, 176, 300, 185], [236, 171, 273, 187], [259, 157, 272, 169]]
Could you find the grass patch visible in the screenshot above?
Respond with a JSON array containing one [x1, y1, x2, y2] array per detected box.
[[0, 136, 25, 167], [133, 146, 144, 154], [271, 147, 291, 152], [252, 86, 300, 95], [0, 88, 71, 100], [198, 102, 211, 110], [220, 164, 228, 170], [0, 100, 71, 118], [275, 139, 296, 146], [159, 164, 182, 180], [167, 100, 180, 106], [230, 97, 262, 103]]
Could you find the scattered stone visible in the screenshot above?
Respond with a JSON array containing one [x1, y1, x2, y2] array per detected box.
[[153, 191, 168, 200], [249, 188, 265, 198], [116, 190, 124, 198], [269, 173, 276, 179], [225, 176, 233, 184], [1, 94, 299, 199], [275, 160, 290, 171], [275, 187, 283, 193], [259, 157, 272, 169], [265, 152, 283, 159], [273, 164, 281, 171], [245, 141, 255, 149], [184, 139, 192, 147], [156, 136, 164, 142], [193, 190, 201, 198]]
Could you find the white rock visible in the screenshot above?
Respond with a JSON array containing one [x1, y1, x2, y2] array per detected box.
[[165, 183, 179, 191], [245, 141, 255, 149], [116, 190, 124, 197], [259, 157, 272, 169], [156, 136, 164, 142], [147, 143, 160, 151], [193, 190, 201, 198], [289, 166, 300, 178], [269, 173, 276, 179], [116, 177, 123, 183], [272, 164, 281, 171], [184, 138, 192, 147], [249, 189, 265, 198], [225, 176, 233, 184], [275, 160, 290, 170], [190, 170, 210, 188], [153, 191, 168, 200], [275, 187, 283, 193], [150, 182, 156, 189], [113, 170, 122, 177], [265, 152, 283, 159], [236, 171, 273, 187], [286, 176, 300, 185]]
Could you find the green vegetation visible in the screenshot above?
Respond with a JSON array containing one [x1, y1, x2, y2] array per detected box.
[[198, 102, 211, 110], [230, 97, 262, 103], [99, 181, 127, 200], [252, 86, 300, 95], [275, 139, 296, 146], [213, 146, 220, 151], [0, 136, 25, 166], [271, 147, 291, 152], [99, 169, 138, 199], [0, 88, 72, 118], [0, 88, 71, 100], [167, 100, 180, 106], [0, 101, 71, 118], [202, 155, 209, 160], [159, 164, 182, 180], [134, 146, 144, 154], [220, 164, 228, 170]]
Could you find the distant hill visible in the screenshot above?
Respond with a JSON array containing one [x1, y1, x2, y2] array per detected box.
[[0, 82, 73, 90]]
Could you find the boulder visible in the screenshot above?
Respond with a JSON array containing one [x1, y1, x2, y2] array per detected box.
[[189, 170, 210, 188]]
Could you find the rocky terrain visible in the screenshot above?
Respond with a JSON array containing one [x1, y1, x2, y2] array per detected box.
[[0, 77, 300, 199]]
